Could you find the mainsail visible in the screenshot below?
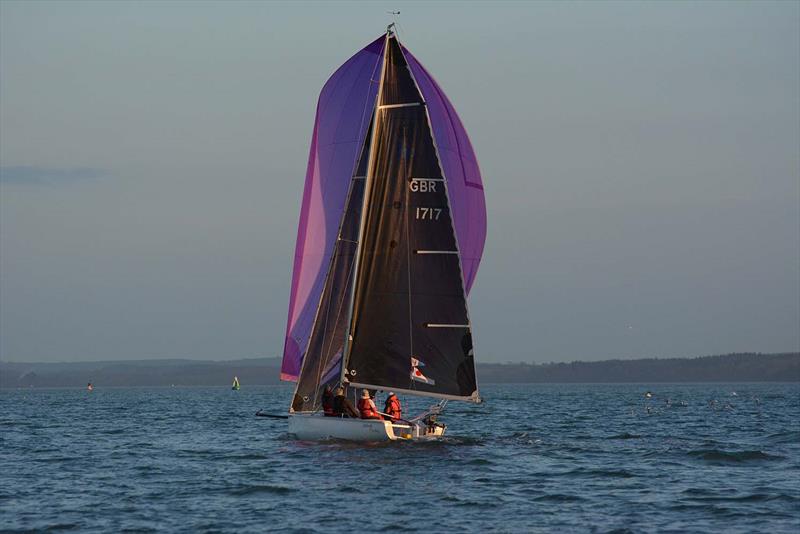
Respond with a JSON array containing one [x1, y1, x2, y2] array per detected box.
[[343, 34, 478, 401], [284, 30, 485, 409]]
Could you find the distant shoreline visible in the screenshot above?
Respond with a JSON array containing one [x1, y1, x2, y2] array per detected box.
[[3, 382, 799, 392], [1, 352, 797, 388]]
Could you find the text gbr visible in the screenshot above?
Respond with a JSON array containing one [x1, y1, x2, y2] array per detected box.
[[411, 178, 444, 221]]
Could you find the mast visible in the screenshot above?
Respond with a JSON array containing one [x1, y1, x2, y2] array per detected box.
[[339, 29, 392, 386]]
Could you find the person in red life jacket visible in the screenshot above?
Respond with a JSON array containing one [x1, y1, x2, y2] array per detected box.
[[321, 385, 335, 417], [332, 387, 359, 418], [383, 392, 402, 422], [357, 389, 383, 420]]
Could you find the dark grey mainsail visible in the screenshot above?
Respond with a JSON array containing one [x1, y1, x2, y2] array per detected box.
[[343, 34, 479, 402]]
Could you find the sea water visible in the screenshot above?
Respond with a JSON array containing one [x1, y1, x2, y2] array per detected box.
[[1, 384, 798, 532]]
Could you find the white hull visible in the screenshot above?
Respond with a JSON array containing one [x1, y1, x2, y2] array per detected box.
[[288, 414, 446, 441]]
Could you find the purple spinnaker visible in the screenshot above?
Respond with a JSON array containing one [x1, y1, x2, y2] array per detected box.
[[280, 35, 487, 382]]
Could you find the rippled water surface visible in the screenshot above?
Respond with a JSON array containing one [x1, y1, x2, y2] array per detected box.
[[1, 384, 798, 532]]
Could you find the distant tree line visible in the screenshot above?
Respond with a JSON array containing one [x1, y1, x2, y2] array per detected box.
[[0, 352, 797, 388], [477, 352, 799, 383]]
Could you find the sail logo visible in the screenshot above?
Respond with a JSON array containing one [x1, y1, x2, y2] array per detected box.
[[410, 356, 435, 385]]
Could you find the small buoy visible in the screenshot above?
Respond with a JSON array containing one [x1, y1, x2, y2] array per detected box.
[[87, 382, 93, 391], [645, 391, 652, 398]]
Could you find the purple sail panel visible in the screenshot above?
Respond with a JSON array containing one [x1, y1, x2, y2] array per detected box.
[[404, 49, 487, 294], [280, 37, 383, 381]]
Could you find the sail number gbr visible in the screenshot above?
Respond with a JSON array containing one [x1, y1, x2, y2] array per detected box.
[[409, 178, 439, 193], [410, 179, 445, 220]]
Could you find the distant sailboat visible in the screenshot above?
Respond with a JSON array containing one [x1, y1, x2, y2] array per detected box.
[[232, 376, 240, 390], [279, 26, 487, 441]]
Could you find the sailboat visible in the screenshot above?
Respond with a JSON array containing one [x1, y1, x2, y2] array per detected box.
[[232, 376, 240, 390], [279, 26, 487, 441]]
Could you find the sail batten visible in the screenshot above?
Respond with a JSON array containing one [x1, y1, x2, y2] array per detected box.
[[378, 102, 424, 109]]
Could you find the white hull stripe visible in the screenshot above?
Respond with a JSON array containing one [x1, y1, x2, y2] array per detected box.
[[424, 323, 471, 328], [414, 250, 458, 255]]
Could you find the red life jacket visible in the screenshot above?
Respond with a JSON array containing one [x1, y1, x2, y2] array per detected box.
[[357, 398, 382, 419], [384, 396, 402, 420]]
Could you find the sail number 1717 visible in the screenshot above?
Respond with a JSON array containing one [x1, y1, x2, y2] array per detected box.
[[415, 207, 442, 220]]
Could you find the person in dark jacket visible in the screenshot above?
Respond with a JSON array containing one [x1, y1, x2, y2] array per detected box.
[[332, 387, 359, 418], [321, 385, 335, 416]]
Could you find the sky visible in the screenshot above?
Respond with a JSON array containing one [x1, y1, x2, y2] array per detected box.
[[1, 1, 798, 364]]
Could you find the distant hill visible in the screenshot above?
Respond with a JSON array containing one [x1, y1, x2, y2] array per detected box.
[[0, 352, 797, 388], [0, 358, 280, 389], [478, 352, 799, 383]]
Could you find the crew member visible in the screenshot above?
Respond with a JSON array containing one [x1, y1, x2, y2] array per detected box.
[[357, 389, 383, 420], [321, 385, 335, 416], [384, 392, 402, 422], [333, 387, 359, 418]]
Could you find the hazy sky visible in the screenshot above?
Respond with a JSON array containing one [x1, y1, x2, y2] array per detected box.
[[1, 1, 798, 364]]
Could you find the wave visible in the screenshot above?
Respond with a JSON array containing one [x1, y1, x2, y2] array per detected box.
[[211, 453, 271, 461], [463, 458, 494, 466], [441, 495, 498, 507], [533, 493, 588, 502], [680, 489, 798, 503], [228, 484, 297, 496], [765, 430, 800, 445], [687, 449, 785, 463], [607, 432, 642, 440], [566, 467, 636, 478]]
